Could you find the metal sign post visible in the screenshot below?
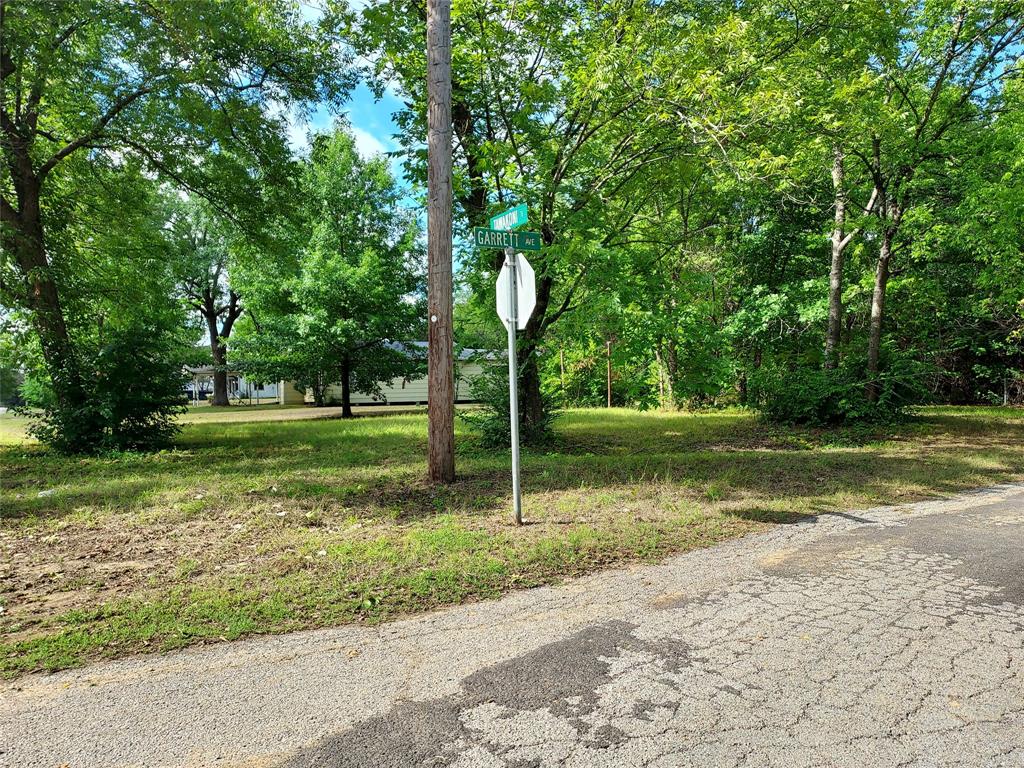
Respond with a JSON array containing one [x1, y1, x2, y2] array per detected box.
[[504, 245, 523, 526], [479, 204, 536, 526]]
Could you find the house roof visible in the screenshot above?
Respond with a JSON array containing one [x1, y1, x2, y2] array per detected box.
[[389, 341, 496, 361], [184, 366, 243, 376]]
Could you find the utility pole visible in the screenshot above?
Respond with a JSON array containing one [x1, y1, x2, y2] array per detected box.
[[426, 0, 455, 483]]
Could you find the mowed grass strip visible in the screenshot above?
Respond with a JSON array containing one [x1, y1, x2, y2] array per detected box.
[[1, 406, 1023, 677]]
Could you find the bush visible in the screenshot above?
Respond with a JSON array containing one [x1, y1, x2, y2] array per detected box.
[[460, 358, 557, 448], [749, 354, 930, 426], [0, 364, 24, 407], [20, 324, 188, 453]]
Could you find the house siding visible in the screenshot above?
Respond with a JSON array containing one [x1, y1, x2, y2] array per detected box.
[[318, 362, 484, 405]]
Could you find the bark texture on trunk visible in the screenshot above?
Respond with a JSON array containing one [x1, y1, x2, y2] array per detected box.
[[517, 347, 545, 432], [201, 290, 242, 407], [863, 132, 904, 403], [665, 340, 678, 407], [210, 343, 230, 407], [340, 359, 353, 418], [826, 146, 847, 369], [2, 154, 89, 417], [23, 239, 86, 412], [867, 221, 898, 402], [426, 0, 455, 482], [311, 374, 326, 407], [606, 340, 612, 408]]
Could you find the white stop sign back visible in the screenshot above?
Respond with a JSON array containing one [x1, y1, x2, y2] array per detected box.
[[496, 253, 536, 331]]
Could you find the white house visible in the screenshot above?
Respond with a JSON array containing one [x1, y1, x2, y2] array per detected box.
[[278, 343, 491, 406], [184, 367, 279, 404]]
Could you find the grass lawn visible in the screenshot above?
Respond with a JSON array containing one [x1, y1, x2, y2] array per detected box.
[[2, 405, 1022, 677]]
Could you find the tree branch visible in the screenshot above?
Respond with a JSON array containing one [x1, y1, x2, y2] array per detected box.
[[38, 84, 156, 178]]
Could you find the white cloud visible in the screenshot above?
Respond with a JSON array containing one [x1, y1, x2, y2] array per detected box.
[[286, 118, 312, 155], [351, 126, 389, 159], [297, 1, 325, 22]]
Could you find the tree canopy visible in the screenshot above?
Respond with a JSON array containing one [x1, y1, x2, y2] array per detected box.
[[2, 0, 1022, 451], [233, 124, 424, 415], [1, 0, 351, 448]]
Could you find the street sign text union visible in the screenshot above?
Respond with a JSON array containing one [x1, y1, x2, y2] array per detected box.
[[489, 203, 528, 231]]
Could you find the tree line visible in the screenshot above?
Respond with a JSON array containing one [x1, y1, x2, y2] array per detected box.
[[2, 0, 1022, 452]]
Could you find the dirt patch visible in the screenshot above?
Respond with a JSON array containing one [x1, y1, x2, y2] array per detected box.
[[0, 519, 242, 637]]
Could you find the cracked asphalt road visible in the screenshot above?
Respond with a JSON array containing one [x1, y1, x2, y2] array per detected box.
[[3, 485, 1023, 767]]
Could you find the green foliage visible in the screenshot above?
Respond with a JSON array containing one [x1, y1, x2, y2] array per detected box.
[[233, 124, 424, 407], [0, 330, 25, 407], [0, 366, 21, 408], [5, 0, 1023, 443], [1, 0, 351, 450], [460, 360, 557, 448], [749, 355, 931, 426], [20, 321, 189, 453]]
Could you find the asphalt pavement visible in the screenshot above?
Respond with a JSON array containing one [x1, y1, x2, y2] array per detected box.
[[3, 484, 1023, 767]]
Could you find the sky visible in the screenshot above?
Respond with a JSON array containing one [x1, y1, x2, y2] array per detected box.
[[287, 83, 406, 171], [290, 2, 408, 176]]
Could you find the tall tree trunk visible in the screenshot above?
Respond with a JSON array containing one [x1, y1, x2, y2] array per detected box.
[[204, 304, 231, 407], [340, 358, 353, 418], [311, 374, 326, 407], [826, 146, 847, 369], [606, 339, 612, 407], [25, 246, 86, 412], [425, 0, 455, 483], [867, 222, 898, 402], [516, 232, 560, 434], [199, 290, 241, 408], [559, 348, 566, 396], [655, 345, 665, 407], [4, 172, 91, 419], [210, 343, 230, 406], [665, 339, 678, 407], [518, 347, 545, 431]]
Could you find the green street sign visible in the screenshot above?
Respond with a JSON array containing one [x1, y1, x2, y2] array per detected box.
[[473, 227, 542, 251], [489, 203, 528, 231]]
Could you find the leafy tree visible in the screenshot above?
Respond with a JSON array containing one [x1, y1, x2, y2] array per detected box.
[[841, 1, 1023, 397], [350, 0, 696, 430], [168, 203, 244, 407], [234, 125, 424, 416], [7, 165, 195, 451], [1, 0, 350, 447]]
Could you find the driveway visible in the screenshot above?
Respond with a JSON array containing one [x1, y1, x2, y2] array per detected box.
[[3, 485, 1023, 767]]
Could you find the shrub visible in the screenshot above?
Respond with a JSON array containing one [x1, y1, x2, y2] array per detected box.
[[749, 354, 930, 426], [20, 323, 188, 453], [459, 358, 557, 448]]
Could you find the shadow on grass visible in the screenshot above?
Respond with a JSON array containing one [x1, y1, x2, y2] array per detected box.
[[355, 446, 1023, 522], [2, 409, 1022, 525], [0, 477, 163, 522], [722, 507, 808, 525]]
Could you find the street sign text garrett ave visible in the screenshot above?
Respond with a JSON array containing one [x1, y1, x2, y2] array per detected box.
[[473, 227, 542, 251]]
